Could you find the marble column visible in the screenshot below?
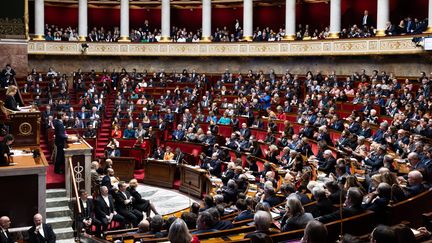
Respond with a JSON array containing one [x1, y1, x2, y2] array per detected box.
[[201, 0, 212, 42], [119, 0, 130, 41], [243, 0, 253, 41], [284, 0, 296, 40], [78, 0, 88, 41], [329, 0, 341, 38], [34, 0, 44, 40], [425, 0, 432, 33], [376, 0, 389, 36], [161, 0, 171, 42]]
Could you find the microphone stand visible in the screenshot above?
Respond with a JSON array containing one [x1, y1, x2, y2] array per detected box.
[[387, 184, 397, 206]]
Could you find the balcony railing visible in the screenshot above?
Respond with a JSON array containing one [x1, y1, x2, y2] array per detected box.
[[28, 36, 425, 57]]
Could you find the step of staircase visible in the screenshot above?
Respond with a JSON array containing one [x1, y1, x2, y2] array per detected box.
[[46, 206, 71, 218], [46, 216, 73, 228], [46, 188, 75, 242], [46, 197, 69, 207], [47, 189, 67, 198], [53, 227, 75, 240]]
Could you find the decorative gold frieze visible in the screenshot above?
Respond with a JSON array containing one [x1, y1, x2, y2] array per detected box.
[[28, 36, 425, 57]]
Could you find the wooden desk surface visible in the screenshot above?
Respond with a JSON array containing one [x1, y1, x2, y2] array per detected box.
[[66, 141, 92, 150], [0, 147, 47, 171]]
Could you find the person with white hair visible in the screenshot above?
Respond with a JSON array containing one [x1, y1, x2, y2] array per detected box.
[[281, 195, 314, 232], [317, 150, 336, 175], [404, 170, 426, 198], [168, 218, 198, 243], [27, 213, 56, 243], [244, 210, 273, 239]]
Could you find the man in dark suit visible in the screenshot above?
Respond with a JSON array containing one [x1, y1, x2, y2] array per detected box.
[[53, 113, 68, 174], [0, 216, 13, 243], [404, 170, 426, 198], [364, 145, 385, 173], [208, 153, 222, 178], [172, 124, 185, 141], [233, 199, 254, 222], [318, 150, 336, 175], [239, 123, 251, 140], [27, 214, 56, 243], [361, 10, 372, 27], [78, 189, 102, 237], [114, 182, 143, 227], [95, 186, 125, 231], [317, 187, 365, 223]]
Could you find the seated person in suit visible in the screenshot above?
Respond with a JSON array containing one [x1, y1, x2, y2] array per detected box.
[[300, 220, 328, 243], [78, 189, 102, 237], [172, 124, 185, 141], [114, 181, 143, 227], [95, 186, 125, 231], [127, 179, 159, 217], [402, 170, 426, 198], [83, 124, 97, 138], [233, 199, 254, 222], [280, 196, 314, 232], [317, 150, 336, 176], [0, 135, 14, 166], [310, 187, 334, 217], [208, 208, 233, 230], [123, 124, 135, 139], [148, 215, 167, 238], [192, 212, 217, 234], [222, 179, 238, 204], [0, 216, 14, 243], [317, 187, 364, 224], [244, 210, 274, 239], [27, 214, 56, 243]]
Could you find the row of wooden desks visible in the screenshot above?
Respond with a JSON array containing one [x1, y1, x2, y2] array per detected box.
[[143, 159, 212, 198]]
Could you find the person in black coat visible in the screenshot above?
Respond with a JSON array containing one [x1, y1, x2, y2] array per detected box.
[[317, 187, 365, 224], [27, 214, 56, 243], [4, 86, 19, 111], [222, 180, 238, 204], [318, 150, 336, 175], [0, 135, 13, 166], [94, 186, 125, 231], [233, 199, 254, 222], [127, 179, 159, 217], [0, 216, 14, 243], [309, 187, 334, 217], [53, 113, 68, 174], [114, 182, 143, 227], [78, 189, 102, 237]]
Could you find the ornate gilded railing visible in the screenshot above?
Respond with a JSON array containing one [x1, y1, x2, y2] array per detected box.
[[28, 36, 426, 57]]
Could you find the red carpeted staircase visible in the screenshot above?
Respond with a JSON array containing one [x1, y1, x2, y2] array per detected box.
[[95, 93, 115, 159]]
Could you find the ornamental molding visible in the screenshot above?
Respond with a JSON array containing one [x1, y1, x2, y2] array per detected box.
[[28, 36, 425, 57]]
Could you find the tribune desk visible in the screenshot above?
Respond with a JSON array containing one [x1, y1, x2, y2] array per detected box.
[[179, 164, 212, 198], [64, 136, 93, 198], [143, 158, 177, 188], [0, 147, 48, 227]]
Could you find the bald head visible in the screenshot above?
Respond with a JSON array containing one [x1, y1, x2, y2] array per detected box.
[[33, 214, 43, 226], [0, 216, 11, 229]]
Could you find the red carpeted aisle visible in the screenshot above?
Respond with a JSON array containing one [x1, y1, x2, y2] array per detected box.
[[46, 164, 65, 189]]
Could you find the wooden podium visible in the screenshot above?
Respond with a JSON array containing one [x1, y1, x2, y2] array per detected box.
[[179, 164, 212, 198], [8, 111, 41, 146], [143, 158, 177, 188], [64, 136, 93, 198]]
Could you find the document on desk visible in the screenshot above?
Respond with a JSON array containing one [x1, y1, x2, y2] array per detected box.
[[10, 149, 33, 156]]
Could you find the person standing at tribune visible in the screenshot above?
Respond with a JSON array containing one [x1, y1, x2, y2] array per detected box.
[[54, 112, 68, 174]]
